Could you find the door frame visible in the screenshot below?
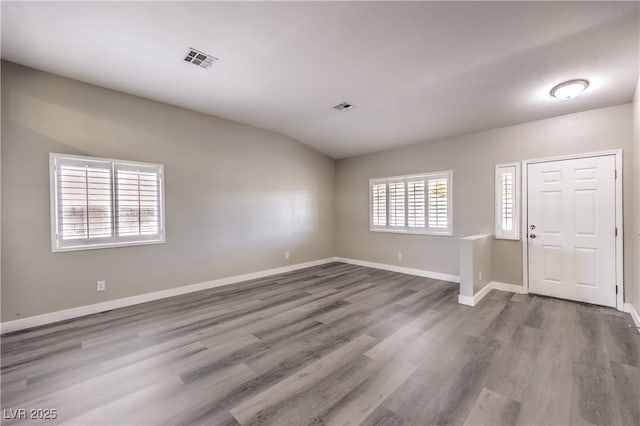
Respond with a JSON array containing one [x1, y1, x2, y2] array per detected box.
[[521, 149, 624, 311]]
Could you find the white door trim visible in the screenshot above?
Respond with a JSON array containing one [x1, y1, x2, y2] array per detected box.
[[521, 149, 624, 311]]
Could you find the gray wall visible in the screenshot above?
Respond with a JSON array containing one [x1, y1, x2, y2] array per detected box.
[[1, 61, 335, 321], [2, 60, 637, 322], [459, 234, 493, 297], [631, 77, 640, 314], [335, 103, 634, 298]]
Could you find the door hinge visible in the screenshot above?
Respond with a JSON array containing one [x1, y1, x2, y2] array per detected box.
[[615, 227, 618, 237], [616, 285, 618, 294], [615, 169, 618, 179]]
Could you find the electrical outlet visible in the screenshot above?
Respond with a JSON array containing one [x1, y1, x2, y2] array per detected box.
[[397, 252, 403, 260], [285, 252, 290, 260], [478, 270, 483, 281], [97, 280, 106, 292]]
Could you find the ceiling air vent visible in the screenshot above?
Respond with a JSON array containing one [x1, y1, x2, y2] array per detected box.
[[333, 102, 355, 112], [184, 47, 218, 69]]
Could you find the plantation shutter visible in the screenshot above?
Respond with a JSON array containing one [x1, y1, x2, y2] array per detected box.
[[427, 176, 449, 229], [369, 171, 451, 235], [388, 181, 405, 227], [500, 172, 514, 231], [116, 165, 161, 237], [51, 153, 165, 252], [407, 180, 425, 227], [56, 158, 113, 241], [495, 163, 520, 239], [372, 183, 387, 226]]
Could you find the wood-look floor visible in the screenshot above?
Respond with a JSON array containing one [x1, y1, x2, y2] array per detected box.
[[1, 263, 639, 426]]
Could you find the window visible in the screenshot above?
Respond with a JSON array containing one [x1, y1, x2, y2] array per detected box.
[[389, 181, 405, 227], [369, 170, 452, 235], [495, 163, 520, 240], [371, 183, 387, 226], [50, 153, 165, 252]]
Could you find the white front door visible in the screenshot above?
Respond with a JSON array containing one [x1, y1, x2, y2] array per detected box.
[[527, 155, 617, 307]]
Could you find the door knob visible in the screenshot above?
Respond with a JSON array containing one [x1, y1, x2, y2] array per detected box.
[[529, 234, 537, 239]]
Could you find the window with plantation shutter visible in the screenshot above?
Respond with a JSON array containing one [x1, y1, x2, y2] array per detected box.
[[370, 170, 452, 236], [388, 182, 405, 227], [371, 183, 387, 226], [116, 166, 160, 237], [427, 177, 448, 229], [50, 153, 165, 252], [407, 180, 425, 227], [57, 161, 113, 240], [495, 163, 520, 240], [500, 173, 514, 229]]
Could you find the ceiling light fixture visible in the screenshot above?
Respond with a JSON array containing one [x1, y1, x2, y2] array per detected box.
[[550, 79, 589, 100], [333, 102, 355, 112], [184, 47, 218, 70]]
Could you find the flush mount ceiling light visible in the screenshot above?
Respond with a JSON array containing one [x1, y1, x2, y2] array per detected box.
[[550, 79, 589, 100], [333, 102, 355, 112], [184, 47, 218, 70]]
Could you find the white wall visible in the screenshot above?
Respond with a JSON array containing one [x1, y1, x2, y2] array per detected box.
[[336, 104, 634, 298], [1, 61, 335, 321]]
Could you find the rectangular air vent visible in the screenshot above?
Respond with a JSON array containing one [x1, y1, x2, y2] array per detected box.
[[184, 47, 218, 69], [333, 102, 355, 112]]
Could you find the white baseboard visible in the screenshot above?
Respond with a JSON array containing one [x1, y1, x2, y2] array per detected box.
[[334, 257, 460, 283], [624, 303, 640, 333], [1, 257, 337, 334], [458, 281, 527, 307], [2, 256, 525, 333], [491, 281, 527, 294], [458, 282, 493, 306], [457, 294, 475, 306]]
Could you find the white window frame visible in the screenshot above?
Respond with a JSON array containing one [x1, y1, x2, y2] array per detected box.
[[495, 162, 520, 240], [49, 153, 166, 252], [369, 170, 453, 236]]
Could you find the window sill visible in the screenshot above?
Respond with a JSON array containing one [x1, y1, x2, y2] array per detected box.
[[369, 227, 452, 237], [52, 238, 165, 253], [494, 235, 521, 241]]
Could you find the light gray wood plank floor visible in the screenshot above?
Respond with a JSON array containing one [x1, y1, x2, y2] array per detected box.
[[1, 262, 638, 426]]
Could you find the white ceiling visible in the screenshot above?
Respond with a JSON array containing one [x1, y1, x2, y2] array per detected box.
[[2, 2, 639, 159]]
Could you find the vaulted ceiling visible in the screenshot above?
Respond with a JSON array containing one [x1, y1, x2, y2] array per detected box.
[[3, 1, 639, 158]]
